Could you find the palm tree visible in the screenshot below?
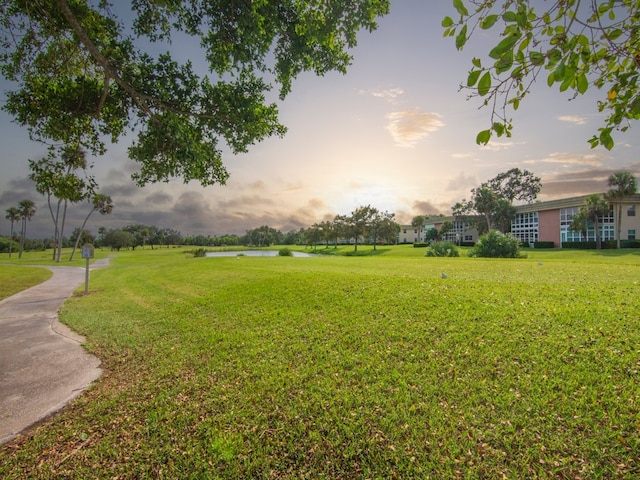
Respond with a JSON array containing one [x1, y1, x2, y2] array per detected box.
[[17, 199, 37, 258], [69, 194, 114, 260], [411, 215, 426, 242], [568, 209, 588, 241], [606, 171, 638, 248], [4, 206, 20, 258], [581, 194, 610, 249]]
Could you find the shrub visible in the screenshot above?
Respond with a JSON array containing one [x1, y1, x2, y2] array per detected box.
[[425, 241, 460, 257], [532, 241, 555, 249], [469, 230, 522, 258], [192, 248, 207, 257], [278, 248, 293, 256]]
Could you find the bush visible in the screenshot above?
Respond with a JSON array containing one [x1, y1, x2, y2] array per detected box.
[[278, 248, 293, 256], [469, 230, 522, 258], [192, 248, 207, 257], [425, 241, 460, 257]]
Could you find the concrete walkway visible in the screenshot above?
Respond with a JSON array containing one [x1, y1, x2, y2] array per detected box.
[[0, 258, 112, 445]]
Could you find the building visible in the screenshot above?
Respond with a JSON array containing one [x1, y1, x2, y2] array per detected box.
[[398, 225, 421, 244], [510, 193, 640, 247], [411, 193, 640, 248]]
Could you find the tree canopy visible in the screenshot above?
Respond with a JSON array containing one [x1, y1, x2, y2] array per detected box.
[[443, 0, 640, 149], [1, 0, 389, 186], [453, 168, 540, 234]]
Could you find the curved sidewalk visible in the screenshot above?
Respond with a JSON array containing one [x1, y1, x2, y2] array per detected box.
[[0, 258, 111, 445]]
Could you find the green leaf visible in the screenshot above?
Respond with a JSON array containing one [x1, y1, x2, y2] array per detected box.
[[480, 14, 499, 29], [489, 35, 519, 60], [476, 129, 491, 145], [553, 61, 566, 81], [502, 11, 517, 22], [510, 66, 523, 80], [478, 71, 492, 96], [453, 0, 469, 16], [608, 29, 623, 40], [492, 122, 505, 136], [577, 74, 589, 94], [600, 129, 614, 150], [455, 24, 468, 50], [442, 16, 454, 27], [472, 57, 482, 68], [467, 69, 481, 87], [495, 52, 513, 74], [529, 51, 545, 66]]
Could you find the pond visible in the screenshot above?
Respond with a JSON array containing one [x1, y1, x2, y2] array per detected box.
[[205, 250, 316, 258]]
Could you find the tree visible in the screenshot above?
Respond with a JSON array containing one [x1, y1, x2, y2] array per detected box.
[[484, 168, 541, 204], [440, 220, 454, 241], [606, 171, 638, 248], [69, 194, 114, 260], [344, 205, 377, 251], [97, 226, 107, 248], [453, 168, 540, 234], [2, 1, 389, 187], [369, 210, 399, 249], [4, 206, 20, 258], [17, 199, 36, 258], [411, 215, 426, 242], [29, 147, 97, 262], [69, 228, 95, 248], [103, 229, 135, 251], [581, 194, 610, 249], [306, 224, 323, 251], [444, 1, 640, 149], [568, 209, 588, 242]]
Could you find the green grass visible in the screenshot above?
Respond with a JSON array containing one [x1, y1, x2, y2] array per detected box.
[[1, 246, 639, 478], [0, 247, 112, 267], [0, 265, 52, 300]]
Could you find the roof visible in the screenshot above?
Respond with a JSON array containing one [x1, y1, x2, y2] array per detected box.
[[515, 193, 640, 214]]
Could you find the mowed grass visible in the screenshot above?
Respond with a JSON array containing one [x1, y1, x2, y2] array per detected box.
[[1, 246, 639, 478], [0, 265, 52, 300]]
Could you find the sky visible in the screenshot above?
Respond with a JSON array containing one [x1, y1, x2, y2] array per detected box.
[[2, 1, 639, 239]]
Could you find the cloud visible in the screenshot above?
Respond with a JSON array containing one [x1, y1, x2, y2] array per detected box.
[[528, 152, 607, 168], [145, 192, 173, 204], [451, 152, 474, 159], [386, 109, 444, 147], [558, 115, 587, 125], [481, 140, 525, 152], [540, 163, 640, 198], [411, 200, 441, 215], [359, 87, 405, 104], [445, 171, 477, 192]]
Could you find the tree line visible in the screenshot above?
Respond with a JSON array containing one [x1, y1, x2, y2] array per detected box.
[[448, 168, 638, 250]]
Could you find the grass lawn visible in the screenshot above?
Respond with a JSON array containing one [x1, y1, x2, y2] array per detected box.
[[1, 245, 639, 478], [0, 265, 52, 301]]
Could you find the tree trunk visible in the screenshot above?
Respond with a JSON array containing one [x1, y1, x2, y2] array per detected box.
[[57, 200, 69, 262], [69, 208, 96, 261], [617, 201, 622, 249]]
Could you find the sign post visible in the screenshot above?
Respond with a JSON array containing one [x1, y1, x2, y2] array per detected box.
[[82, 244, 95, 294]]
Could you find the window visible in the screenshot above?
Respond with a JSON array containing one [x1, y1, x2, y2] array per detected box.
[[560, 206, 615, 242], [628, 205, 636, 216], [511, 212, 539, 243], [629, 230, 636, 240]]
